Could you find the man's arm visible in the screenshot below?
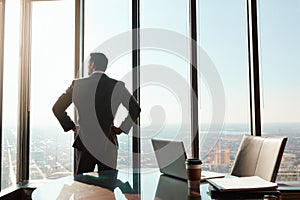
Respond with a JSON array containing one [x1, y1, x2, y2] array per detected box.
[[114, 82, 141, 134], [52, 81, 76, 132]]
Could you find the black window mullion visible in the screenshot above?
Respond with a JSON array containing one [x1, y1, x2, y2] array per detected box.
[[132, 0, 141, 194], [247, 0, 262, 136], [190, 0, 199, 158]]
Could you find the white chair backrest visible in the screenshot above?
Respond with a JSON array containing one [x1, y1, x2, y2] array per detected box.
[[231, 135, 287, 182]]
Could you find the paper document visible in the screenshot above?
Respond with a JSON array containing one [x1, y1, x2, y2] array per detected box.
[[201, 171, 225, 181], [207, 176, 278, 191]]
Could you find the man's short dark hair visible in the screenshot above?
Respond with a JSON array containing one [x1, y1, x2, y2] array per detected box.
[[90, 53, 108, 71]]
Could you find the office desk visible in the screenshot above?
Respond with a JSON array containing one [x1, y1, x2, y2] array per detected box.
[[31, 169, 278, 200]]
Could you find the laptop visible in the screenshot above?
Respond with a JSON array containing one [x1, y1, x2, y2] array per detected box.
[[151, 138, 225, 181]]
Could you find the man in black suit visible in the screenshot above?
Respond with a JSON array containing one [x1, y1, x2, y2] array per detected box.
[[52, 52, 140, 174]]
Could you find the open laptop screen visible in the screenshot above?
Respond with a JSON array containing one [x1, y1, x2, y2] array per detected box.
[[151, 138, 188, 180], [151, 138, 225, 181]]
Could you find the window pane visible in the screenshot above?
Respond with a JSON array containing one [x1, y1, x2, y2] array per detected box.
[[259, 0, 300, 181], [30, 0, 75, 180], [84, 0, 132, 170], [198, 0, 250, 173], [141, 0, 191, 171], [1, 0, 20, 190]]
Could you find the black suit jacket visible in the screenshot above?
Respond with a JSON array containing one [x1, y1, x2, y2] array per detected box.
[[52, 73, 141, 151]]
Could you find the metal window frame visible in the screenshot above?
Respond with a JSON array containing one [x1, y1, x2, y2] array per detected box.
[[189, 0, 199, 159], [74, 0, 84, 174], [132, 0, 141, 193], [246, 0, 261, 136], [17, 0, 32, 183], [75, 0, 84, 79], [17, 0, 80, 183], [0, 0, 6, 191]]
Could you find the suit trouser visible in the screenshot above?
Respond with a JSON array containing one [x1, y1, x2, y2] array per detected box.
[[75, 149, 117, 174]]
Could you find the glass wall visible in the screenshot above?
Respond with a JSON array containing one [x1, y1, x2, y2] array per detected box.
[[198, 0, 250, 173], [84, 0, 132, 170], [258, 0, 300, 181], [1, 0, 20, 190], [0, 0, 299, 188], [29, 0, 75, 180], [140, 0, 191, 170]]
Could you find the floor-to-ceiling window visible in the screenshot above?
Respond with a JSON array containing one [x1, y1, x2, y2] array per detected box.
[[84, 0, 132, 171], [140, 0, 191, 170], [1, 0, 20, 190], [29, 0, 75, 180], [197, 0, 250, 173], [0, 0, 299, 191], [258, 0, 300, 181]]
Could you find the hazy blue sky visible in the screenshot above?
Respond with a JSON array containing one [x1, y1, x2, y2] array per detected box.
[[259, 1, 300, 124], [198, 0, 299, 124], [2, 0, 299, 129]]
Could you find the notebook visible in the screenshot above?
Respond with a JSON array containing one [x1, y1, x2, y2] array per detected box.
[[207, 176, 278, 192], [207, 176, 279, 199], [151, 138, 224, 181]]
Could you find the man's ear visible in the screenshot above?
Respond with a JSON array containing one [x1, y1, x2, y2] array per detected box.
[[91, 62, 96, 70]]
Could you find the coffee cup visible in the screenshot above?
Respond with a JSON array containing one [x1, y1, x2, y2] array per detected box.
[[185, 158, 202, 189]]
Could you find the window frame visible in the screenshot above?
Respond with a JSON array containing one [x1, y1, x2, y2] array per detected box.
[[0, 0, 6, 190], [0, 0, 297, 189]]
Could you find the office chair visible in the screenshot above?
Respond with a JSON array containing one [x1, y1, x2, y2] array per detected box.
[[230, 134, 287, 182]]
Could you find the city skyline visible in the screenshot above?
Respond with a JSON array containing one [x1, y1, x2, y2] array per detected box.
[[2, 122, 300, 189]]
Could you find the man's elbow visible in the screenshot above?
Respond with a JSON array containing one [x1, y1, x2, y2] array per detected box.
[[137, 106, 141, 114], [134, 103, 141, 115], [127, 97, 141, 122], [132, 106, 141, 122], [52, 103, 60, 118]]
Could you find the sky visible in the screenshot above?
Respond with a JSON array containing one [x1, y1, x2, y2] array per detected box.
[[2, 0, 75, 129], [1, 0, 300, 130], [198, 0, 300, 124]]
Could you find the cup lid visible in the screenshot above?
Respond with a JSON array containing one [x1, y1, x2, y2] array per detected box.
[[185, 158, 202, 165]]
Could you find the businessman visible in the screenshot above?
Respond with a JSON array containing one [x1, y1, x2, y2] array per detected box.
[[53, 52, 140, 174]]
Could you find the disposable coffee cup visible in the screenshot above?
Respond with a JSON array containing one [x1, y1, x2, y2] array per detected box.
[[185, 158, 202, 189]]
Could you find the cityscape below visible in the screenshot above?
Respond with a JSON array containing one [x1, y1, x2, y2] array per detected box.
[[2, 123, 300, 190]]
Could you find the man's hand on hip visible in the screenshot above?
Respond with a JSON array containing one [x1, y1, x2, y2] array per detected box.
[[72, 125, 79, 135], [111, 125, 123, 135]]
